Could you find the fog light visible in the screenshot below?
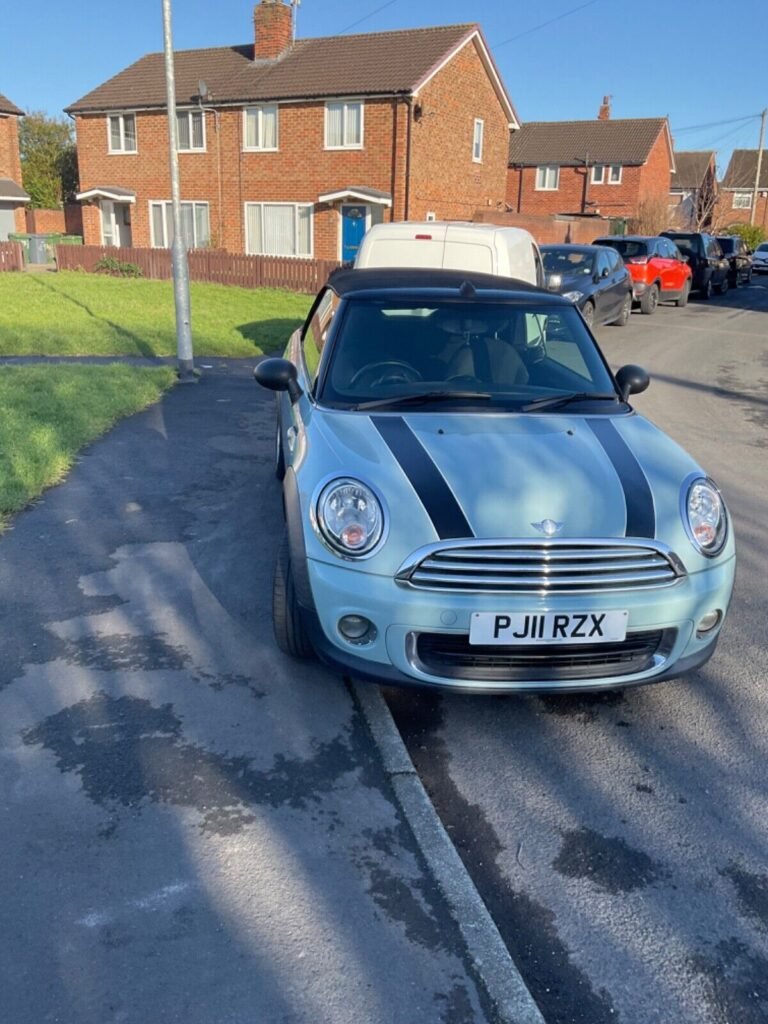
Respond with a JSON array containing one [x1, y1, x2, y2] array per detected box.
[[696, 610, 721, 637], [338, 615, 377, 644]]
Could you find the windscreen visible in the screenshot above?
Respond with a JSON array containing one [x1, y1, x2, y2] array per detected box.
[[596, 239, 647, 259], [717, 238, 736, 253], [542, 249, 594, 275], [319, 298, 616, 408], [665, 234, 698, 256]]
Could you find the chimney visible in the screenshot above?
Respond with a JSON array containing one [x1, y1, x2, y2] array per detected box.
[[254, 0, 293, 61], [597, 95, 611, 121]]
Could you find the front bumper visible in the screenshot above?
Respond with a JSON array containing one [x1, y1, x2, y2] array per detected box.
[[303, 555, 735, 694]]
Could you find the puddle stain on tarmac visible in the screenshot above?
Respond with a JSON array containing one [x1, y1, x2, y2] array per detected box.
[[552, 827, 668, 895]]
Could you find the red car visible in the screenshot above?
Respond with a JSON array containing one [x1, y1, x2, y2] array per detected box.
[[592, 235, 693, 314]]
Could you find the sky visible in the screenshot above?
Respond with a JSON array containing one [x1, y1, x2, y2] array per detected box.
[[2, 0, 766, 175]]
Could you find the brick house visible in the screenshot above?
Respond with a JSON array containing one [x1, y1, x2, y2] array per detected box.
[[0, 92, 30, 240], [507, 101, 675, 222], [719, 150, 768, 231], [669, 151, 716, 228], [66, 1, 518, 260]]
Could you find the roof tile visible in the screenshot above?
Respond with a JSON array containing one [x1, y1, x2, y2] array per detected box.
[[671, 151, 714, 190], [0, 92, 23, 116], [721, 149, 768, 191], [508, 118, 667, 167]]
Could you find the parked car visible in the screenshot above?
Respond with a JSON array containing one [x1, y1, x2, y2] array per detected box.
[[751, 241, 768, 273], [255, 267, 735, 695], [661, 231, 729, 297], [354, 222, 543, 286], [592, 235, 693, 313], [716, 235, 753, 286], [541, 244, 632, 328]]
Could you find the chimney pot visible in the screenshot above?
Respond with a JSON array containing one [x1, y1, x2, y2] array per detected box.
[[254, 0, 293, 62], [597, 95, 611, 120]]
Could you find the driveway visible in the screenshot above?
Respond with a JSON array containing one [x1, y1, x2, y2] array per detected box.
[[0, 361, 490, 1024]]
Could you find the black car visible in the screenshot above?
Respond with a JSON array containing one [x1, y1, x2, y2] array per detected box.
[[661, 231, 730, 298], [716, 235, 753, 286], [541, 244, 632, 328]]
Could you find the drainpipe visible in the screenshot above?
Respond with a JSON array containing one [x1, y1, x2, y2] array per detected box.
[[404, 96, 413, 221]]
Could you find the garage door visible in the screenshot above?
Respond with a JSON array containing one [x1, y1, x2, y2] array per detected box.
[[0, 204, 16, 241]]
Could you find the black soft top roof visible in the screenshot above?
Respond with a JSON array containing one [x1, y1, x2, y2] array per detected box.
[[327, 267, 566, 304]]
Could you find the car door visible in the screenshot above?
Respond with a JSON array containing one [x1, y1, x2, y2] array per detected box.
[[591, 249, 613, 321], [601, 247, 628, 320], [706, 237, 726, 286], [659, 239, 685, 294]]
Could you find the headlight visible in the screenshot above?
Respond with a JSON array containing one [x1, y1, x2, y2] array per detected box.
[[317, 479, 384, 556], [684, 477, 727, 556], [563, 290, 584, 303]]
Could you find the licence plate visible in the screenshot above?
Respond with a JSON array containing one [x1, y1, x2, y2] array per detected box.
[[469, 610, 628, 646]]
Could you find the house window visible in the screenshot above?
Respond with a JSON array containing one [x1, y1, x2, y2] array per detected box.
[[108, 113, 137, 153], [535, 165, 559, 190], [472, 119, 484, 162], [325, 101, 363, 149], [177, 110, 205, 151], [733, 192, 753, 209], [591, 163, 622, 184], [244, 105, 278, 151], [149, 201, 210, 249], [245, 203, 313, 257]]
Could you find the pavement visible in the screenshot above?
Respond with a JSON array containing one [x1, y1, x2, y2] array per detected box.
[[386, 278, 768, 1024], [0, 360, 496, 1024]]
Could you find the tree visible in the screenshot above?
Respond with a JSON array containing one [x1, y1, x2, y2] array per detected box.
[[19, 112, 79, 209], [627, 196, 672, 235], [720, 222, 765, 251]]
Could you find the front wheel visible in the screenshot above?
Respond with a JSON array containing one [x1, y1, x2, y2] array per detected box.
[[701, 277, 713, 300], [717, 276, 729, 295], [273, 532, 314, 659], [675, 281, 690, 307], [581, 300, 595, 329], [640, 284, 659, 315], [610, 294, 632, 326]]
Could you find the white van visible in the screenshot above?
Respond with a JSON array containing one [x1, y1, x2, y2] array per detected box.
[[353, 221, 544, 287]]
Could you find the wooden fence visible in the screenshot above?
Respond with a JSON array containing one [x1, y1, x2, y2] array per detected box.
[[55, 244, 341, 293], [0, 242, 24, 272]]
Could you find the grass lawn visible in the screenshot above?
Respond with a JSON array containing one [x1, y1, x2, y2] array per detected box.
[[0, 364, 175, 528], [0, 272, 312, 357]]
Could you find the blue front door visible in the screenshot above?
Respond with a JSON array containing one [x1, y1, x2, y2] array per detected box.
[[342, 205, 367, 262]]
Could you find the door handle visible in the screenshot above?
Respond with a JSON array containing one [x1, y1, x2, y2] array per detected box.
[[286, 425, 298, 453]]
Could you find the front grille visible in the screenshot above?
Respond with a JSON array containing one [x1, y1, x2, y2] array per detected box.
[[412, 629, 674, 682], [396, 540, 685, 594]]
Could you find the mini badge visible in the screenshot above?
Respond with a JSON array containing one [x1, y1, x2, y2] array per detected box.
[[531, 519, 564, 537]]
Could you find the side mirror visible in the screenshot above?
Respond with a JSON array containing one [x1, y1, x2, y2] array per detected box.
[[546, 273, 562, 292], [254, 358, 303, 403], [601, 266, 610, 278], [615, 364, 650, 402]]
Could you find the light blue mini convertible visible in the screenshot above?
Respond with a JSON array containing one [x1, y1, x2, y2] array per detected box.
[[255, 268, 735, 694]]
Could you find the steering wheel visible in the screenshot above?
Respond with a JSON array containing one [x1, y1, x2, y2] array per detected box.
[[350, 360, 423, 390]]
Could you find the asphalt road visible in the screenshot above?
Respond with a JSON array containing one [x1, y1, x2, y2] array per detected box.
[[386, 277, 768, 1024], [0, 362, 490, 1024]]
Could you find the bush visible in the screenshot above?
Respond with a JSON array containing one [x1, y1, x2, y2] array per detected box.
[[93, 256, 144, 278], [720, 223, 765, 251]]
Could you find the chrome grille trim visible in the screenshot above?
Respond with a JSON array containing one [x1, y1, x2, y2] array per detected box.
[[396, 538, 687, 594]]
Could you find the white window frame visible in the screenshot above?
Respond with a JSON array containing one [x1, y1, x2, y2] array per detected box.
[[535, 165, 559, 191], [243, 105, 279, 152], [107, 113, 137, 154], [591, 163, 622, 184], [608, 164, 622, 184], [733, 192, 753, 209], [591, 164, 605, 184], [472, 119, 484, 163], [324, 100, 364, 150], [176, 109, 206, 152], [244, 202, 314, 259], [149, 200, 210, 249]]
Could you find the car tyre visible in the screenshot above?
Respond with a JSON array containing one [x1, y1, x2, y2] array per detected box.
[[675, 281, 690, 308], [640, 284, 659, 315], [273, 531, 314, 660], [746, 270, 753, 284], [275, 423, 286, 481], [610, 294, 632, 326], [581, 300, 595, 329], [701, 277, 713, 300], [717, 276, 729, 295]]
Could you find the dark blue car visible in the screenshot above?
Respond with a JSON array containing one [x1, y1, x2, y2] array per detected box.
[[541, 244, 633, 329]]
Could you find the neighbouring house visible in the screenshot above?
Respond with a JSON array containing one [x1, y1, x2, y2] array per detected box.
[[66, 0, 518, 260], [719, 150, 768, 231], [0, 92, 30, 240], [507, 98, 675, 224], [669, 151, 717, 229]]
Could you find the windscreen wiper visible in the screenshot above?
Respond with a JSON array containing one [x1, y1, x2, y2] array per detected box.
[[522, 392, 619, 412], [353, 390, 492, 411]]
